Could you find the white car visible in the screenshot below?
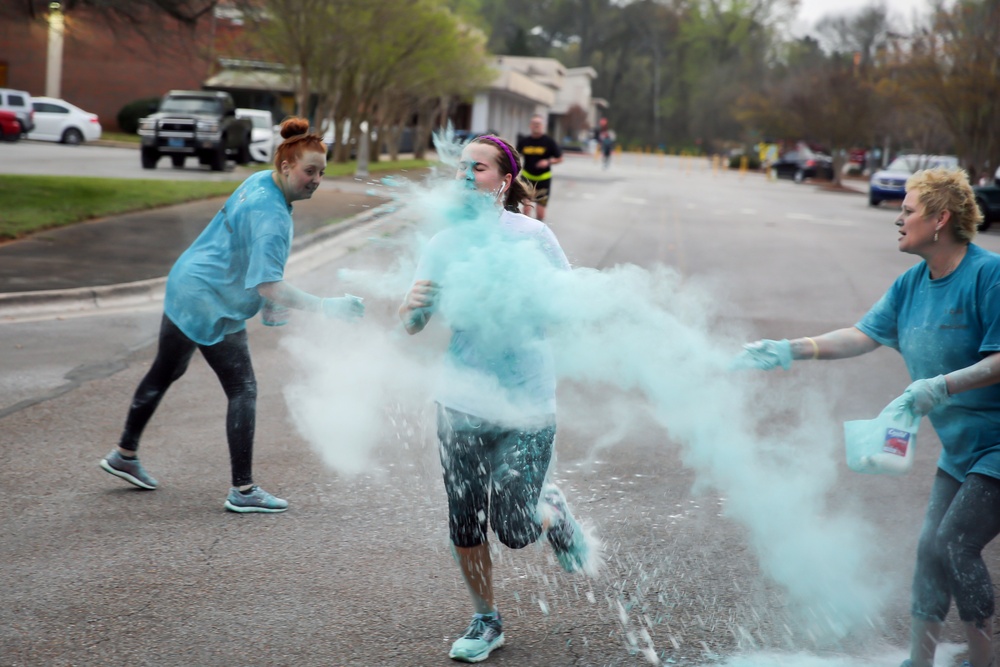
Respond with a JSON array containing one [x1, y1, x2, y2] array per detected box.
[[28, 96, 101, 144], [236, 108, 276, 163]]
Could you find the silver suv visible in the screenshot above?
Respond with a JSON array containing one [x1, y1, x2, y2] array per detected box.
[[0, 88, 35, 134]]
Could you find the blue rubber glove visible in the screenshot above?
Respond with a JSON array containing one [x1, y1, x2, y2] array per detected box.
[[900, 375, 950, 418], [732, 339, 793, 371], [321, 294, 365, 321]]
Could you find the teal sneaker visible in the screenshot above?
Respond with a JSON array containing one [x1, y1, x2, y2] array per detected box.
[[100, 450, 158, 490], [448, 612, 504, 663], [224, 486, 288, 513], [540, 483, 590, 573]]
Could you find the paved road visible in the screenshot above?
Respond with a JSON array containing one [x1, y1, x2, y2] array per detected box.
[[0, 140, 248, 180], [2, 152, 998, 667]]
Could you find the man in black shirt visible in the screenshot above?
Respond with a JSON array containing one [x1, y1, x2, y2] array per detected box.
[[516, 114, 563, 222]]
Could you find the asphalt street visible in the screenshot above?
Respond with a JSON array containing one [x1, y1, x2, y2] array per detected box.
[[0, 140, 249, 180], [2, 148, 999, 667]]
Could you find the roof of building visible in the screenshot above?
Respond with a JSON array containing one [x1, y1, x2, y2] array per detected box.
[[488, 68, 556, 106], [492, 55, 566, 91]]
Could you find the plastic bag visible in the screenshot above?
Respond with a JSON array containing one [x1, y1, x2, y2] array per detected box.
[[843, 396, 917, 475]]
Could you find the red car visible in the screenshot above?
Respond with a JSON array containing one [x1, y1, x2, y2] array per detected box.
[[0, 109, 21, 141]]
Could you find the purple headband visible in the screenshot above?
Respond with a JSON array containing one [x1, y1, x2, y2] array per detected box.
[[479, 135, 519, 179]]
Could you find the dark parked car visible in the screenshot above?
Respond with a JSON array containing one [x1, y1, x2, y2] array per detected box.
[[770, 145, 834, 183], [974, 181, 1000, 232], [137, 90, 252, 171], [868, 154, 959, 207]]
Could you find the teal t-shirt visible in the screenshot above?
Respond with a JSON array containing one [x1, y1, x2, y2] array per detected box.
[[412, 209, 571, 427], [164, 170, 293, 345], [856, 243, 1000, 481]]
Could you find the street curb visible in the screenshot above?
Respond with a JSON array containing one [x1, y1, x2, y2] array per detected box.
[[0, 201, 399, 321]]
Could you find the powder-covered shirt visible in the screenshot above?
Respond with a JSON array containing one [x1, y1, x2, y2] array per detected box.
[[413, 209, 571, 427], [856, 243, 1000, 481], [165, 170, 293, 345]]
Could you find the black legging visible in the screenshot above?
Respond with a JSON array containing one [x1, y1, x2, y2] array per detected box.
[[912, 468, 1000, 626], [119, 314, 257, 487]]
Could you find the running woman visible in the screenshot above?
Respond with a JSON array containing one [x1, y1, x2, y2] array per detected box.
[[399, 134, 591, 662]]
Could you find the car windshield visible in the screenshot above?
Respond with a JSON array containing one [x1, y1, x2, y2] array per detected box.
[[160, 97, 222, 114], [885, 155, 959, 173], [247, 115, 271, 130]]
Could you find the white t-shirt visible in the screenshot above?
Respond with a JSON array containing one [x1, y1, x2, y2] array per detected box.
[[412, 209, 571, 427]]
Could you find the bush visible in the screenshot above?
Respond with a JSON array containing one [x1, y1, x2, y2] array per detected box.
[[116, 97, 161, 134]]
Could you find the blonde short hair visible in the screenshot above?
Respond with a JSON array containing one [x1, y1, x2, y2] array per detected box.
[[906, 167, 982, 243]]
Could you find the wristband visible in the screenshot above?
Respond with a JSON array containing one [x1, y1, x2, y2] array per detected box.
[[805, 337, 820, 360]]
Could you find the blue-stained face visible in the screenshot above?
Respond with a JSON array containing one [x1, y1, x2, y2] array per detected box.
[[458, 142, 511, 197]]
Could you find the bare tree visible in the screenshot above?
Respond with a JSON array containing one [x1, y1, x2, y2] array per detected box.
[[815, 2, 892, 68], [1, 0, 217, 24], [900, 0, 1000, 179]]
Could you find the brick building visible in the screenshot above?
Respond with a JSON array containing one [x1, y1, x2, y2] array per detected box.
[[0, 5, 247, 131]]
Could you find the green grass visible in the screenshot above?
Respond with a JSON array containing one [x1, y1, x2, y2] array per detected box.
[[0, 175, 237, 240], [0, 158, 435, 240], [248, 157, 435, 177], [99, 131, 141, 144]]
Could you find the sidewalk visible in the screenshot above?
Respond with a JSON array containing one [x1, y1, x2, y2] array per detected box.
[[0, 177, 393, 319]]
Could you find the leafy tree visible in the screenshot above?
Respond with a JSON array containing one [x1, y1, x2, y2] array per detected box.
[[233, 0, 490, 162], [234, 0, 342, 120]]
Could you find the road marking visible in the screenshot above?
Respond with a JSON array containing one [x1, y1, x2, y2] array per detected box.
[[785, 212, 858, 227], [621, 196, 648, 205]]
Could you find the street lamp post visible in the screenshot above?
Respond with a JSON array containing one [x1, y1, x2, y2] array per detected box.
[[46, 2, 65, 98], [354, 120, 370, 180]]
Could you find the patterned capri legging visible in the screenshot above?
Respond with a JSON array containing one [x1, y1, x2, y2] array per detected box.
[[437, 406, 555, 549]]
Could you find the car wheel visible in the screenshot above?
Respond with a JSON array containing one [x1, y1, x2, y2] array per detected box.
[[209, 144, 226, 171], [61, 128, 84, 145], [236, 138, 251, 165], [869, 196, 881, 207], [141, 147, 159, 169], [794, 169, 804, 184]]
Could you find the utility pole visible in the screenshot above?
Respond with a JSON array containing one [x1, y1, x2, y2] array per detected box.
[[354, 121, 370, 179], [45, 2, 65, 98]]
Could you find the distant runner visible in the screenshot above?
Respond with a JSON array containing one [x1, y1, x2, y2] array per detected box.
[[516, 114, 562, 222]]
